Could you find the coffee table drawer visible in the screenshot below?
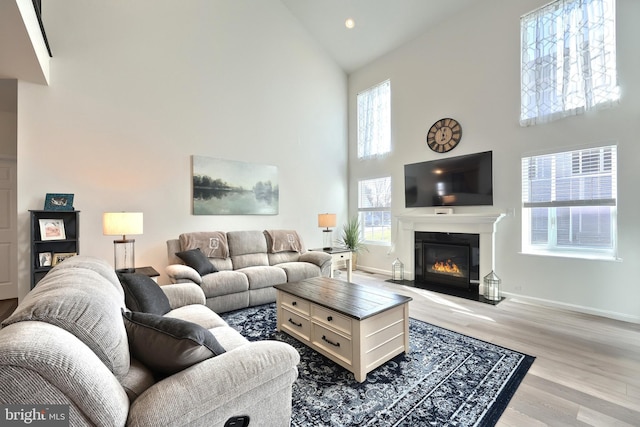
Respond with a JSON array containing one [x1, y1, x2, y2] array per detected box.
[[312, 305, 352, 336], [281, 292, 310, 315], [312, 323, 352, 364], [280, 307, 311, 341]]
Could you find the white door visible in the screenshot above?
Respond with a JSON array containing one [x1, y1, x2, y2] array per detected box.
[[0, 158, 17, 299]]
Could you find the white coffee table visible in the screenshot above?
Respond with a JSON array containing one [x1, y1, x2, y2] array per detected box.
[[275, 276, 412, 382]]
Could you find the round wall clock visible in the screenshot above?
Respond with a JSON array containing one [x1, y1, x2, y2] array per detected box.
[[426, 118, 462, 153]]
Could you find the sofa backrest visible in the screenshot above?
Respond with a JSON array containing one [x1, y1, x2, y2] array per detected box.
[[264, 230, 306, 265], [227, 230, 270, 270], [1, 256, 131, 380], [170, 230, 309, 272]]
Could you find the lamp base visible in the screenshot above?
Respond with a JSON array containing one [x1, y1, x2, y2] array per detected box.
[[114, 239, 136, 272], [322, 229, 333, 251]]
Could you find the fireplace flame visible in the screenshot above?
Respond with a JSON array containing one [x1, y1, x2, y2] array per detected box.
[[432, 259, 461, 274]]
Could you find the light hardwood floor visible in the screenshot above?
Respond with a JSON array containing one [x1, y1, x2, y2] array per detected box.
[[1, 273, 637, 426], [346, 269, 640, 427]]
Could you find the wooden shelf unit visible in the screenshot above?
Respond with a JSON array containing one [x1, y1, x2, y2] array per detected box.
[[29, 210, 80, 288]]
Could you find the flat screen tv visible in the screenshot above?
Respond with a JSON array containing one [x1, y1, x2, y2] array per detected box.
[[404, 151, 493, 207]]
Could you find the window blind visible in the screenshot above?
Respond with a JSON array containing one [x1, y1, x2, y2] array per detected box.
[[522, 145, 617, 208]]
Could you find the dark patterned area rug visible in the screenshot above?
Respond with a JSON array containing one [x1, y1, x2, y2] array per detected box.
[[221, 303, 534, 427]]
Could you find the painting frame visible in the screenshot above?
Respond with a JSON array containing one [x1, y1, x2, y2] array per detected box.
[[52, 252, 77, 266], [192, 156, 279, 215], [39, 219, 66, 241], [44, 193, 75, 211], [38, 252, 52, 267]]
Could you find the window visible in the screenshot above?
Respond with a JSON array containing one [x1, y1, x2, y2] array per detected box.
[[520, 0, 619, 126], [521, 144, 617, 259], [357, 80, 391, 159], [358, 177, 391, 244]]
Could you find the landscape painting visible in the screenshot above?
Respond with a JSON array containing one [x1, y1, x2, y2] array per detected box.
[[192, 156, 279, 215]]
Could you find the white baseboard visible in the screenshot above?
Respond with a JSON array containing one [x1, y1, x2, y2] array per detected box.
[[354, 265, 391, 276], [502, 291, 640, 324]]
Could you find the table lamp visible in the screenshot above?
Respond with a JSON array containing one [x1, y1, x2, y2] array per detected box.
[[318, 213, 336, 250], [103, 212, 143, 272]]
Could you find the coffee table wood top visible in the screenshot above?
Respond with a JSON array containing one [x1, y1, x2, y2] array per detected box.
[[274, 276, 412, 321]]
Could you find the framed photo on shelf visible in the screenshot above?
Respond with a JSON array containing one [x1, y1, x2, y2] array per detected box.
[[44, 193, 74, 211], [52, 252, 77, 266], [38, 252, 52, 267], [39, 219, 66, 241]]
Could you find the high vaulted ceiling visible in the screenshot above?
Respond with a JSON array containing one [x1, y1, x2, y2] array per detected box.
[[280, 0, 482, 73], [0, 0, 483, 84]]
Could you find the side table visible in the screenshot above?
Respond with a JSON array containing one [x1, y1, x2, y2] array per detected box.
[[131, 266, 160, 283], [310, 247, 352, 283]]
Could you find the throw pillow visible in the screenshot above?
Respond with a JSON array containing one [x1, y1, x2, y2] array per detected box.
[[176, 248, 218, 276], [122, 310, 226, 375], [118, 273, 172, 315]]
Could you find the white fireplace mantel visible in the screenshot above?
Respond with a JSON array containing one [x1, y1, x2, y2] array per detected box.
[[396, 212, 506, 283]]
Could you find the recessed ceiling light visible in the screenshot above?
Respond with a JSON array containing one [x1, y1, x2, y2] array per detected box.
[[345, 18, 355, 29]]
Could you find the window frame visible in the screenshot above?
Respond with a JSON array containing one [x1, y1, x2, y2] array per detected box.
[[520, 0, 619, 126], [356, 80, 391, 159], [357, 177, 392, 245], [521, 144, 618, 260]]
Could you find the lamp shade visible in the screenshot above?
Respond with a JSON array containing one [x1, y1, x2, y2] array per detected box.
[[318, 213, 337, 229], [103, 212, 143, 237]]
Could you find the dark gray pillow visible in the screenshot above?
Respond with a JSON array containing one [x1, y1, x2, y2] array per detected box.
[[122, 311, 226, 375], [118, 273, 172, 315], [176, 248, 218, 276]]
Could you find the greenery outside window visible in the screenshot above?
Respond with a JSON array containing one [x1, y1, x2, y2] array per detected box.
[[358, 177, 391, 244], [357, 80, 391, 159], [521, 144, 617, 260], [520, 0, 619, 126]]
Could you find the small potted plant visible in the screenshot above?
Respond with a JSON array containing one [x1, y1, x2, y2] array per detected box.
[[336, 216, 368, 268]]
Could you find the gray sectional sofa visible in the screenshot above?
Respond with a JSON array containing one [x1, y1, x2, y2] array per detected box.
[[0, 256, 300, 426], [166, 230, 332, 313]]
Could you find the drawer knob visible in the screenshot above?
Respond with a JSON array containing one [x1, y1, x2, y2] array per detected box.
[[288, 318, 302, 327], [322, 335, 340, 347], [292, 301, 297, 306], [327, 316, 333, 322]]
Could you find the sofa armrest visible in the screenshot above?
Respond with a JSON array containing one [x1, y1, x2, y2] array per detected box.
[[165, 264, 202, 285], [299, 251, 332, 276], [0, 322, 129, 426], [161, 282, 206, 308], [127, 340, 300, 427]]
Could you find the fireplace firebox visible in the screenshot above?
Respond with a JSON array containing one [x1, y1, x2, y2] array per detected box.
[[415, 232, 480, 290]]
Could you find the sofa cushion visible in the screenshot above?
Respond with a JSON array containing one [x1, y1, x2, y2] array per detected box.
[[123, 311, 226, 375], [240, 266, 287, 290], [268, 251, 302, 266], [227, 231, 270, 269], [201, 270, 249, 298], [165, 304, 229, 330], [277, 261, 322, 283], [176, 248, 218, 276], [118, 273, 172, 315], [120, 358, 156, 403], [2, 266, 130, 379]]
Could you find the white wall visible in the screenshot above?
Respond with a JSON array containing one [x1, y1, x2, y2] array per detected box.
[[350, 0, 640, 322], [16, 0, 348, 297]]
